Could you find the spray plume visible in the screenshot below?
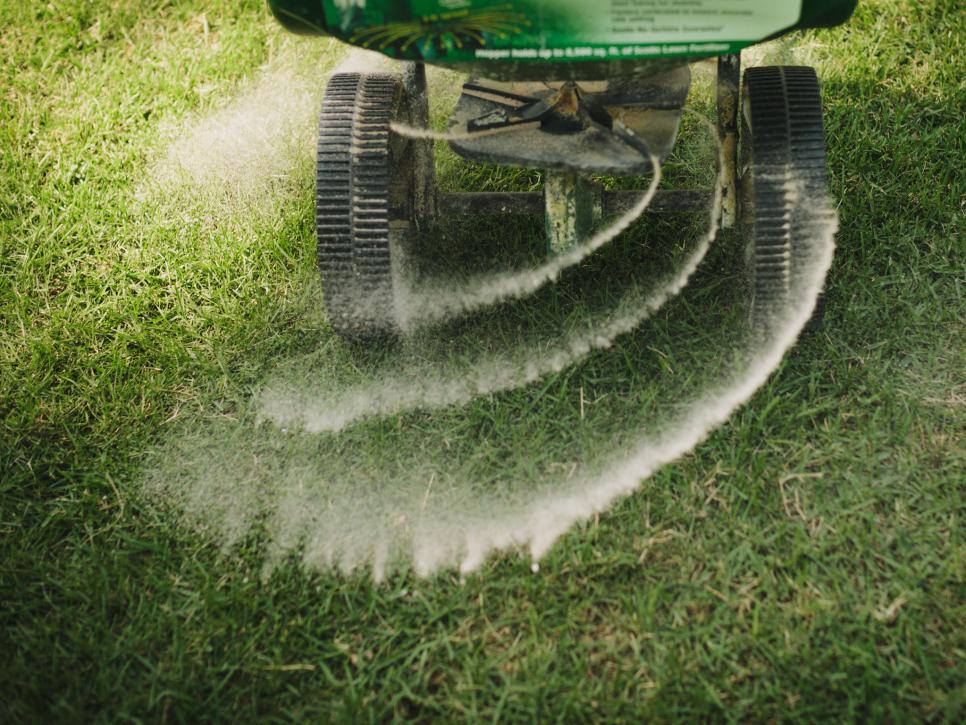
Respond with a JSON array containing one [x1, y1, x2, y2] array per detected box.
[[140, 49, 837, 581]]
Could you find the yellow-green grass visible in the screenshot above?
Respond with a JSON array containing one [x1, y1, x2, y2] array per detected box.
[[1, 0, 963, 720]]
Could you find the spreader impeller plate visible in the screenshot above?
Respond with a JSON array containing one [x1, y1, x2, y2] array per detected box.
[[448, 66, 690, 174]]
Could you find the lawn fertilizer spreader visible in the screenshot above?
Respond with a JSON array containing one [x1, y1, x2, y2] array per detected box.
[[268, 0, 856, 338]]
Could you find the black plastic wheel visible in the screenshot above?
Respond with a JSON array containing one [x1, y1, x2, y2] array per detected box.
[[739, 66, 833, 331], [316, 72, 412, 338]]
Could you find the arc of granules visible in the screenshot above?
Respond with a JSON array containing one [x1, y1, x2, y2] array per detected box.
[[260, 113, 723, 434], [449, 189, 839, 574], [389, 121, 662, 331]]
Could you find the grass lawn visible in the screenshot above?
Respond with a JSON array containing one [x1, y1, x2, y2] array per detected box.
[[2, 0, 964, 720]]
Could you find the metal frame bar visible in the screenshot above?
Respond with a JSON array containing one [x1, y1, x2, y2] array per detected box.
[[438, 190, 712, 216]]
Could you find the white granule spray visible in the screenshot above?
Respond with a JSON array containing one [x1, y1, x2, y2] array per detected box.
[[139, 47, 838, 580]]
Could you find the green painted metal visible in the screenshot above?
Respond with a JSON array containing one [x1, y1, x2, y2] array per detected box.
[[268, 1, 857, 62], [544, 172, 600, 254]]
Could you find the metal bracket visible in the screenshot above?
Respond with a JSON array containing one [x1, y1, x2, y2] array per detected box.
[[402, 62, 437, 232], [716, 53, 741, 229]]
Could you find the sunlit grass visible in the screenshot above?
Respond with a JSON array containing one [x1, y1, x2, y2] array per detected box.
[[1, 0, 963, 720]]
